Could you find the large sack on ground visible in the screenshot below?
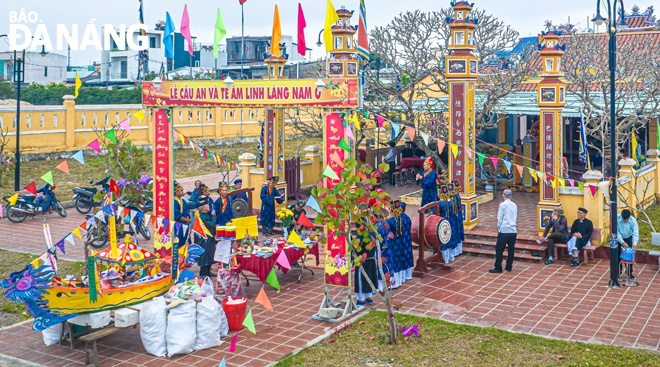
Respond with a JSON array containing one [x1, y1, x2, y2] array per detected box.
[[42, 323, 63, 346], [193, 297, 227, 350], [166, 299, 197, 357], [139, 296, 168, 357]]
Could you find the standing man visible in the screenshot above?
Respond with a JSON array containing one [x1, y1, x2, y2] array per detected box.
[[260, 176, 285, 235], [194, 196, 217, 277], [616, 209, 639, 281], [538, 208, 569, 265], [173, 181, 192, 247], [566, 207, 593, 267], [215, 182, 234, 226], [490, 189, 517, 273], [231, 178, 249, 203], [416, 157, 439, 211], [383, 141, 398, 186]]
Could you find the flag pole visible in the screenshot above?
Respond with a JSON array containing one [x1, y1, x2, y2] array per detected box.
[[241, 4, 245, 79]]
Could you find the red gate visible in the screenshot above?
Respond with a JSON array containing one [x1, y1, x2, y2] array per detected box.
[[284, 156, 301, 200]]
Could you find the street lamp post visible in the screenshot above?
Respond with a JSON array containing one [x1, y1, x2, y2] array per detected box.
[[592, 0, 627, 288], [12, 49, 25, 192]]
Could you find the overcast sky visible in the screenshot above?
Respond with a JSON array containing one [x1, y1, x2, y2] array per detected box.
[[2, 0, 604, 65]]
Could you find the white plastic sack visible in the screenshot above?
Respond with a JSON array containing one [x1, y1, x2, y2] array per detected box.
[[42, 323, 63, 346], [200, 276, 214, 297], [139, 296, 168, 357], [193, 297, 228, 350], [166, 299, 197, 357]]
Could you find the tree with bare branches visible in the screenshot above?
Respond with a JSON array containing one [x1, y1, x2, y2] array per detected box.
[[563, 31, 660, 175]]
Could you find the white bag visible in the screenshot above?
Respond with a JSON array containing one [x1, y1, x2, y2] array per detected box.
[[42, 323, 63, 346], [139, 296, 168, 357], [200, 276, 215, 297], [166, 300, 197, 357], [193, 297, 227, 350], [214, 240, 232, 263]]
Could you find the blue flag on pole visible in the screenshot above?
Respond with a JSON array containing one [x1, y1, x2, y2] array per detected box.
[[163, 11, 176, 60]]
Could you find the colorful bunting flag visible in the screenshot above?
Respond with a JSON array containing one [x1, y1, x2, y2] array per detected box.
[[41, 171, 54, 186], [228, 333, 238, 352], [437, 139, 446, 154], [104, 129, 117, 144], [287, 230, 305, 248], [331, 151, 344, 167], [242, 309, 256, 334], [255, 288, 273, 310], [265, 268, 280, 290], [24, 182, 37, 195], [515, 164, 523, 178], [72, 227, 83, 239], [296, 3, 307, 57], [345, 126, 355, 140], [568, 179, 575, 188], [338, 138, 351, 152], [578, 181, 584, 191], [376, 115, 385, 128], [589, 184, 597, 197], [56, 160, 70, 175], [133, 110, 145, 121], [503, 160, 512, 174], [465, 147, 473, 159], [219, 357, 227, 367], [55, 239, 66, 254], [489, 156, 499, 169], [421, 132, 430, 146], [558, 178, 565, 190], [476, 152, 485, 167], [324, 0, 339, 53], [6, 193, 18, 206], [450, 144, 459, 158], [275, 249, 291, 270], [391, 121, 401, 137], [322, 165, 339, 180], [297, 211, 314, 228], [64, 233, 75, 247], [71, 150, 85, 165], [88, 139, 101, 153], [352, 112, 360, 130], [405, 126, 415, 141], [306, 196, 322, 213], [118, 119, 131, 132]]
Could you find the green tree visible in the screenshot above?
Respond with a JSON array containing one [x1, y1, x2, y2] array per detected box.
[[312, 159, 400, 344], [18, 83, 142, 105], [0, 81, 14, 100]]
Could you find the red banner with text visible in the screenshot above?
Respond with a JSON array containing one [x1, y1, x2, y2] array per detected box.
[[153, 109, 174, 257]]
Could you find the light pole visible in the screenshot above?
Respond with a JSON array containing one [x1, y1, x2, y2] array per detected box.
[[592, 0, 627, 288]]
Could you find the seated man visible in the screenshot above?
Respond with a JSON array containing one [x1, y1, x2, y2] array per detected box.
[[538, 208, 569, 265], [616, 209, 639, 280], [401, 141, 415, 158], [566, 207, 593, 267]]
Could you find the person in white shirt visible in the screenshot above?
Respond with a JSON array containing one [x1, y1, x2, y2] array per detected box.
[[490, 189, 518, 273]]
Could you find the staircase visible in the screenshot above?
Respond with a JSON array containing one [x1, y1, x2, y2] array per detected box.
[[461, 229, 547, 263]]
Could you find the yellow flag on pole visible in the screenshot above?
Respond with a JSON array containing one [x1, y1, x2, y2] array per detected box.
[[324, 0, 339, 53], [271, 5, 282, 58], [74, 72, 82, 98]]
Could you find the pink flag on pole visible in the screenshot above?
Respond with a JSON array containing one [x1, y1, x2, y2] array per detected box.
[[297, 3, 307, 56], [181, 5, 194, 56], [88, 139, 101, 153]]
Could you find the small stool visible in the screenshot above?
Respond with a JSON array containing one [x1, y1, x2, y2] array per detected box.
[[79, 327, 121, 367]]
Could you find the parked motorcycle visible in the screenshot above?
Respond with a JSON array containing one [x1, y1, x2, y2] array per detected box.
[[2, 184, 67, 223], [120, 195, 152, 241], [72, 176, 111, 214]]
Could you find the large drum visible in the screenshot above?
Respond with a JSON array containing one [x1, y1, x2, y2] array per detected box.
[[411, 215, 452, 248]]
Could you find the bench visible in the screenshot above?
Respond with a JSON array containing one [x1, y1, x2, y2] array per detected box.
[[552, 227, 600, 265], [79, 327, 121, 367]]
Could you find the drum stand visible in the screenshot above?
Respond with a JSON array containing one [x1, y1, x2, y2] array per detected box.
[[619, 260, 639, 287]]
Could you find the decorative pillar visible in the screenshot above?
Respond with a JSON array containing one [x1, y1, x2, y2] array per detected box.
[[62, 95, 76, 150], [522, 136, 536, 190], [446, 1, 479, 230], [618, 158, 637, 210], [536, 30, 567, 233], [582, 170, 606, 245], [647, 149, 660, 201], [304, 145, 322, 183]]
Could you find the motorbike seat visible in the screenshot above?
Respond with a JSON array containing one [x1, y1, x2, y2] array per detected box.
[[21, 195, 36, 202], [76, 187, 97, 194]]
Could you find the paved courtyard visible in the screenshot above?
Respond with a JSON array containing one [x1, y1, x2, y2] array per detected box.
[[1, 180, 659, 366]]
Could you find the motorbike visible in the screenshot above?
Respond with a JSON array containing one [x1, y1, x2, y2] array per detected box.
[[72, 176, 111, 214], [84, 195, 152, 249], [121, 195, 152, 241], [2, 183, 67, 223]]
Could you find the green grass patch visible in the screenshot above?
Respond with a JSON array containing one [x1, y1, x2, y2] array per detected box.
[[275, 311, 660, 367], [0, 249, 83, 328], [638, 204, 660, 251]]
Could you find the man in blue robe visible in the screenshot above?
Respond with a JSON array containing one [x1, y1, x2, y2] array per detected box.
[[260, 176, 285, 235], [194, 196, 217, 277], [416, 157, 439, 212], [214, 182, 234, 226], [173, 181, 191, 248], [385, 200, 414, 289], [231, 179, 249, 203]]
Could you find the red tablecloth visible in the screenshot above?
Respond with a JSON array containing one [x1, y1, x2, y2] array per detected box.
[[235, 242, 320, 283], [400, 157, 424, 169]]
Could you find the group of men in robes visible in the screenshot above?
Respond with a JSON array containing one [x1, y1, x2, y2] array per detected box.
[[438, 181, 465, 263]]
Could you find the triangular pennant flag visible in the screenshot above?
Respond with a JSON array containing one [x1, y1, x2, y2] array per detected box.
[[322, 165, 339, 180], [391, 121, 401, 136], [352, 112, 361, 130], [405, 126, 416, 141], [265, 268, 280, 290], [338, 138, 351, 152], [64, 233, 75, 247], [40, 171, 54, 186], [306, 196, 322, 213], [515, 164, 524, 178], [376, 114, 385, 128], [228, 333, 238, 352], [541, 171, 547, 183], [331, 151, 344, 167], [133, 110, 145, 120], [56, 160, 70, 175], [55, 239, 66, 254], [118, 118, 131, 132], [178, 133, 186, 147], [219, 357, 227, 367], [345, 126, 355, 140], [72, 227, 83, 239], [489, 156, 499, 169], [530, 169, 539, 182], [465, 147, 473, 159], [30, 257, 39, 269], [450, 144, 459, 158], [578, 181, 584, 191], [589, 184, 597, 197], [476, 152, 485, 167], [104, 129, 117, 144], [88, 139, 101, 153], [255, 288, 273, 310], [297, 211, 314, 228], [242, 309, 256, 334], [71, 150, 85, 165], [275, 249, 291, 270], [558, 178, 566, 190], [568, 179, 575, 188], [503, 160, 512, 174], [437, 139, 446, 154], [287, 230, 305, 247], [550, 176, 557, 189], [7, 193, 18, 206], [109, 179, 120, 197], [421, 132, 430, 146], [24, 182, 37, 195]]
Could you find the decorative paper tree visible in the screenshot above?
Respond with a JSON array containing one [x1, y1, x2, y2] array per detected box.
[[312, 158, 400, 344]]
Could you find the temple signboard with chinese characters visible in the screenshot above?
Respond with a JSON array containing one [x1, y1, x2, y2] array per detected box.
[[152, 109, 174, 257]]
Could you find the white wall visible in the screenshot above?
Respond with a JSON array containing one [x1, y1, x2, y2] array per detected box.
[[0, 52, 67, 84]]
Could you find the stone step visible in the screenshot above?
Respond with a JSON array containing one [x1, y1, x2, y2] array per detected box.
[[461, 247, 545, 262], [462, 238, 548, 254]]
